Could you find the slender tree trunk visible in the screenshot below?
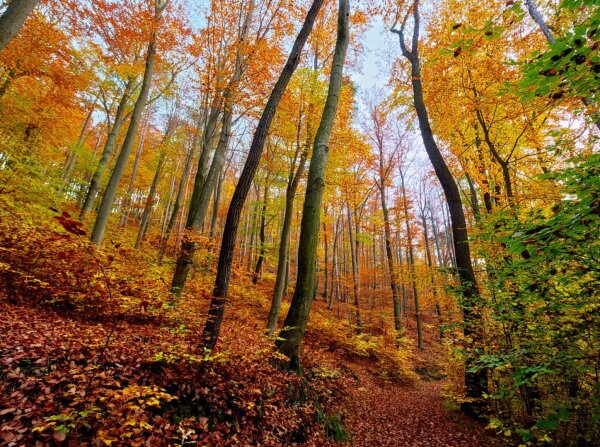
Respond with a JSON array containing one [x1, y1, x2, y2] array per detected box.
[[159, 143, 194, 261], [209, 163, 225, 238], [252, 184, 269, 284], [80, 78, 135, 220], [135, 151, 166, 249], [201, 0, 325, 349], [91, 33, 158, 246], [346, 202, 362, 331], [392, 0, 487, 408], [267, 146, 309, 334], [0, 0, 40, 52], [322, 220, 328, 299], [63, 101, 96, 183], [120, 115, 150, 227], [381, 186, 402, 337], [400, 175, 423, 350], [276, 0, 350, 368], [170, 2, 253, 295]]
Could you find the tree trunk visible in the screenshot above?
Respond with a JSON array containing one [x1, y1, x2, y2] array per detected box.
[[135, 150, 166, 249], [91, 34, 158, 246], [346, 202, 362, 331], [252, 184, 269, 284], [381, 184, 402, 337], [400, 174, 423, 350], [0, 0, 40, 52], [80, 78, 135, 220], [276, 0, 350, 369], [392, 0, 487, 407], [267, 144, 309, 334], [170, 1, 253, 295], [159, 143, 194, 261], [119, 115, 150, 227], [200, 0, 325, 350]]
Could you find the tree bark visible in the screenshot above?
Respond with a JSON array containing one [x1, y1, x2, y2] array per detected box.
[[392, 0, 487, 408], [135, 150, 166, 249], [276, 0, 350, 369], [91, 31, 159, 246], [200, 0, 325, 350], [346, 202, 362, 331], [252, 184, 269, 284], [170, 1, 253, 295], [80, 78, 135, 220], [0, 0, 40, 52]]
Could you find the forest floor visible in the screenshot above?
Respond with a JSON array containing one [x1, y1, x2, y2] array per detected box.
[[0, 213, 500, 446]]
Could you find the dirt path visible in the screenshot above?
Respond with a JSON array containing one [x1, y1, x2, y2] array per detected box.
[[338, 362, 496, 447]]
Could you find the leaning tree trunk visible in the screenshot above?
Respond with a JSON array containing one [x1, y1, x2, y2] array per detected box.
[[267, 147, 308, 334], [90, 34, 158, 246], [159, 143, 194, 261], [80, 78, 135, 220], [200, 0, 325, 350], [135, 150, 166, 249], [0, 0, 40, 52], [170, 1, 253, 296], [391, 0, 487, 410], [276, 0, 350, 370]]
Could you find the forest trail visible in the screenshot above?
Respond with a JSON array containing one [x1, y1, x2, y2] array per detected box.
[[326, 356, 494, 447]]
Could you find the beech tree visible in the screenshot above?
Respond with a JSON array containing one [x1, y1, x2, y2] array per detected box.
[[277, 0, 350, 369], [0, 0, 41, 52], [201, 0, 326, 349], [391, 0, 487, 409]]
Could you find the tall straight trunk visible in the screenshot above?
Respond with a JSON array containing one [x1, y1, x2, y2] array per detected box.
[[328, 213, 341, 309], [346, 202, 362, 331], [0, 0, 40, 52], [162, 171, 176, 235], [267, 144, 309, 334], [380, 185, 402, 336], [276, 0, 350, 368], [392, 0, 487, 408], [135, 150, 166, 249], [159, 143, 194, 261], [63, 100, 96, 182], [421, 211, 441, 317], [80, 78, 135, 220], [91, 34, 158, 246], [322, 220, 328, 299], [252, 184, 269, 284], [201, 0, 325, 350], [400, 175, 423, 350], [170, 2, 253, 296], [120, 115, 150, 227], [209, 164, 225, 238]]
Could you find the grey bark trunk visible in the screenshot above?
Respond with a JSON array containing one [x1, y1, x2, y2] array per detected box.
[[276, 0, 350, 369], [391, 0, 487, 408], [80, 78, 135, 220], [0, 0, 40, 52], [91, 35, 158, 246], [201, 0, 325, 350]]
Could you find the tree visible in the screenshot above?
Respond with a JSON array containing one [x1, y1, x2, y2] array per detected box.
[[0, 0, 40, 52], [90, 0, 171, 246], [276, 0, 350, 369], [391, 0, 487, 410], [367, 99, 403, 339], [201, 0, 326, 349]]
